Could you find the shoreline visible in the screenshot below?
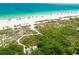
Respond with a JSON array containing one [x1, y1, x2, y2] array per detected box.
[[0, 10, 79, 30]]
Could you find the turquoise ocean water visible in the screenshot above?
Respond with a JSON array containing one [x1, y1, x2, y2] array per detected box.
[[0, 3, 79, 19]]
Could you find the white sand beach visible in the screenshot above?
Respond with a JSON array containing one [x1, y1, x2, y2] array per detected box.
[[0, 10, 79, 30]]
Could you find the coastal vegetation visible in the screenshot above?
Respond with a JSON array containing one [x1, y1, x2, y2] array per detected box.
[[34, 17, 79, 55], [0, 41, 24, 55], [0, 17, 79, 55]]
